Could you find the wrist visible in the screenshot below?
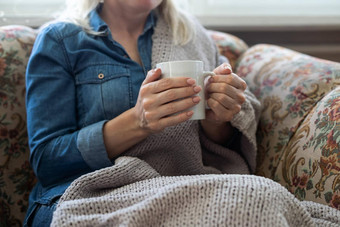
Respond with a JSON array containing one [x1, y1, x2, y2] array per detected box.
[[103, 108, 149, 159], [129, 107, 151, 138]]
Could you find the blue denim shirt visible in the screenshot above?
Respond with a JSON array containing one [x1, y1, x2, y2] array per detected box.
[[25, 6, 155, 224]]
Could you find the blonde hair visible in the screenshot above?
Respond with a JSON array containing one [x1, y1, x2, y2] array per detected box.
[[57, 0, 195, 45]]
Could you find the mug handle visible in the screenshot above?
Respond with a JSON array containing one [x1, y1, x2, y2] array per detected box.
[[202, 71, 215, 109], [203, 71, 215, 78]]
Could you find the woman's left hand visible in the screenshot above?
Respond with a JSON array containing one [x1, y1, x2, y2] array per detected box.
[[203, 63, 247, 125]]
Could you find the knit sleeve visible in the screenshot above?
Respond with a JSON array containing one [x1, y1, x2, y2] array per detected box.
[[199, 88, 261, 174], [231, 88, 261, 173], [199, 126, 250, 174]]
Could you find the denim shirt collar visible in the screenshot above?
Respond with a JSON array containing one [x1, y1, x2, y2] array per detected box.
[[89, 4, 156, 34]]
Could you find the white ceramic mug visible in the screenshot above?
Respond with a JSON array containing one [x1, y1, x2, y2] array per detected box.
[[156, 60, 215, 120]]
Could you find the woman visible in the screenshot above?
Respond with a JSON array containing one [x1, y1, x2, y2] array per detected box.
[[24, 0, 261, 226]]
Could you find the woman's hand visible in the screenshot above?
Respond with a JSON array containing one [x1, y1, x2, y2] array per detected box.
[[103, 68, 201, 159], [205, 63, 247, 123], [200, 63, 247, 144], [134, 68, 201, 134]]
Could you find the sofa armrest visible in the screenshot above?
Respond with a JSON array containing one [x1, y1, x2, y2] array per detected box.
[[0, 25, 37, 226], [236, 43, 340, 208], [208, 30, 248, 70], [276, 87, 340, 209]]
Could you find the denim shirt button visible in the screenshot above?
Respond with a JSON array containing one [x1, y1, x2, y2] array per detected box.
[[98, 73, 104, 79]]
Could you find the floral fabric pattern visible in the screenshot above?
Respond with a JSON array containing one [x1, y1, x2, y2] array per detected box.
[[275, 88, 340, 209], [0, 26, 37, 227], [208, 30, 248, 70], [236, 44, 340, 208]]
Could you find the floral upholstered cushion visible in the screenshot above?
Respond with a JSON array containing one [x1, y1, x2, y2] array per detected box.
[[0, 26, 37, 226], [275, 87, 340, 209], [208, 30, 248, 70], [236, 44, 340, 208]]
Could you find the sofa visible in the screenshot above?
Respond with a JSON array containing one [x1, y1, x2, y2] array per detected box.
[[0, 25, 339, 226]]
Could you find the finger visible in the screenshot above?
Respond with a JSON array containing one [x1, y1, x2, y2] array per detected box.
[[208, 83, 246, 104], [210, 93, 242, 115], [148, 76, 197, 94], [155, 86, 201, 106], [209, 73, 247, 90], [144, 110, 194, 133], [143, 68, 162, 85], [206, 98, 234, 122], [157, 110, 194, 129], [205, 109, 220, 122], [209, 93, 237, 110], [157, 96, 200, 118], [213, 63, 232, 75]]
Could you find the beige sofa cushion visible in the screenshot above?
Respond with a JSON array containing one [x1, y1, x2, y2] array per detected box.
[[236, 44, 340, 208], [275, 87, 340, 209]]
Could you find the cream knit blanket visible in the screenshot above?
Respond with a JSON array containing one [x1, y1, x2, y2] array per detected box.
[[50, 13, 340, 227], [51, 157, 340, 226]]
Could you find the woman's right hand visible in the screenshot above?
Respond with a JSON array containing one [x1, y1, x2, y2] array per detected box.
[[134, 68, 202, 134], [104, 68, 201, 159]]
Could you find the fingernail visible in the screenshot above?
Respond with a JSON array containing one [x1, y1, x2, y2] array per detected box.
[[186, 111, 194, 117], [209, 77, 214, 83], [149, 69, 156, 75], [193, 86, 201, 93], [187, 78, 196, 85], [224, 64, 232, 71], [192, 96, 201, 103]]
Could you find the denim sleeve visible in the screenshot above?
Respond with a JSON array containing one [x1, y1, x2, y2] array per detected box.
[[77, 120, 113, 170], [26, 26, 112, 187]]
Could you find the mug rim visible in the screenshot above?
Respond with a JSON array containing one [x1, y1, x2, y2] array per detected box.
[[156, 60, 203, 66]]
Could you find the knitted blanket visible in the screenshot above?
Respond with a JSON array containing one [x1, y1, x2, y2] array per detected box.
[[51, 157, 340, 226], [50, 11, 340, 227]]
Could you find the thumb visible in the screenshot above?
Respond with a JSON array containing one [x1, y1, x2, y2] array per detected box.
[[142, 68, 162, 85], [213, 63, 232, 75]]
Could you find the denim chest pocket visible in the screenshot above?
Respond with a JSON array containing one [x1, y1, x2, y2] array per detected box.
[[75, 64, 131, 126]]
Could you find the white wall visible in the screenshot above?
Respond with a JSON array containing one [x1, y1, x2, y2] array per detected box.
[[180, 0, 340, 29], [0, 0, 65, 26], [1, 0, 340, 28]]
